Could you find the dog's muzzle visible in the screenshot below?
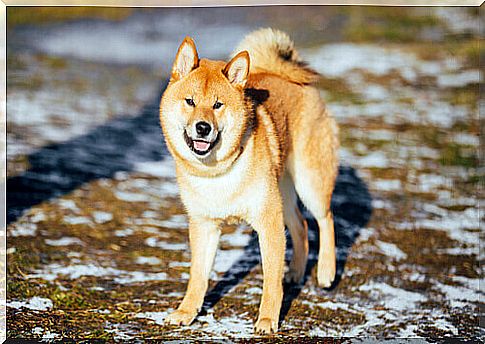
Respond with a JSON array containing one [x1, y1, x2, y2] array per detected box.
[[184, 130, 220, 157]]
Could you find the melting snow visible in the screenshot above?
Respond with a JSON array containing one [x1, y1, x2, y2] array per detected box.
[[92, 211, 113, 224], [45, 237, 85, 246], [10, 223, 37, 237], [113, 271, 168, 284], [452, 132, 480, 146], [114, 228, 134, 237], [57, 199, 80, 213], [134, 159, 177, 178], [358, 152, 389, 168], [63, 216, 92, 225], [168, 261, 191, 268], [435, 278, 481, 308], [375, 240, 408, 260], [192, 313, 254, 338], [304, 43, 459, 81], [114, 190, 152, 202], [32, 327, 61, 339], [213, 249, 245, 273], [246, 287, 262, 295], [30, 212, 47, 223], [135, 256, 162, 265], [7, 297, 53, 311], [27, 263, 168, 284], [145, 237, 187, 250], [359, 282, 427, 311], [155, 215, 188, 229], [437, 69, 480, 88], [220, 225, 251, 247], [372, 179, 402, 191], [134, 311, 169, 325]]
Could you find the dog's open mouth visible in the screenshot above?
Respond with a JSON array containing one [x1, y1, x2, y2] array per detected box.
[[184, 131, 220, 157]]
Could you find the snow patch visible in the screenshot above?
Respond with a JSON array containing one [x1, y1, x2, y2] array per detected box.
[[92, 211, 113, 224], [246, 287, 262, 295], [135, 256, 162, 265], [375, 240, 408, 260], [134, 159, 177, 178], [168, 261, 191, 268], [437, 70, 480, 88], [359, 282, 427, 311], [372, 179, 402, 191], [30, 212, 47, 223], [220, 225, 251, 247], [114, 190, 151, 202], [135, 311, 169, 325], [452, 132, 479, 146], [155, 215, 188, 229], [63, 215, 92, 225], [213, 249, 245, 273], [57, 199, 80, 213], [114, 228, 134, 237], [27, 263, 168, 284], [358, 152, 389, 168], [10, 223, 37, 237], [145, 237, 187, 250], [435, 280, 481, 308], [304, 43, 459, 81], [45, 237, 85, 246], [7, 297, 53, 311]]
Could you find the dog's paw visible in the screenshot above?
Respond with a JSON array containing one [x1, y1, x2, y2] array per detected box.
[[254, 317, 278, 335], [284, 267, 304, 284], [164, 309, 197, 326], [317, 260, 336, 288]]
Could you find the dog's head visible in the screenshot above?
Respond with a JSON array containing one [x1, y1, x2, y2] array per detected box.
[[160, 37, 252, 170]]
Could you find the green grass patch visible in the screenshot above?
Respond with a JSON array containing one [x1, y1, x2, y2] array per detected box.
[[341, 7, 442, 43], [439, 143, 478, 168]]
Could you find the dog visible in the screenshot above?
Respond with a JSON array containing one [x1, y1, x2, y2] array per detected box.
[[159, 28, 339, 334]]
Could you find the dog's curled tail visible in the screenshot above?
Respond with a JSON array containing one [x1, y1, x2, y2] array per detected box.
[[233, 28, 320, 85]]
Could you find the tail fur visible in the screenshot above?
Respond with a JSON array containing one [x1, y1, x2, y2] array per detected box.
[[233, 28, 320, 85]]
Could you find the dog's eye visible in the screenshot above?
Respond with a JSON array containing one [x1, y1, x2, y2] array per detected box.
[[185, 98, 195, 107], [213, 101, 223, 109]]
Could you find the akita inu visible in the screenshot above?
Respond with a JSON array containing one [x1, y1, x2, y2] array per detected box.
[[159, 28, 338, 334]]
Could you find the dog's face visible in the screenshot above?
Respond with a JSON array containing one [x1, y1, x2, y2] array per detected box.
[[160, 37, 251, 167]]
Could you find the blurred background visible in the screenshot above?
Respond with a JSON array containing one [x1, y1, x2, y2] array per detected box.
[[6, 6, 482, 340]]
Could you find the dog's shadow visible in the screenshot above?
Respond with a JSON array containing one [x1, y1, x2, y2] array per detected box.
[[202, 165, 372, 323]]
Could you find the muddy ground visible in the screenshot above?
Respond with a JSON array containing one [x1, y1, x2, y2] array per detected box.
[[6, 6, 483, 342]]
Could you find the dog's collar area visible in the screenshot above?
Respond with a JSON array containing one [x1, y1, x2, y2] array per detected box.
[[184, 131, 220, 157]]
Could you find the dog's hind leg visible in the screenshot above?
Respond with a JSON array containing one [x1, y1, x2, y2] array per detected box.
[[280, 173, 308, 284], [287, 113, 338, 288], [289, 158, 336, 288]]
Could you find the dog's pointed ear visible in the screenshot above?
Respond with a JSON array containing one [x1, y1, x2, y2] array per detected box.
[[171, 37, 199, 81], [223, 51, 250, 88]]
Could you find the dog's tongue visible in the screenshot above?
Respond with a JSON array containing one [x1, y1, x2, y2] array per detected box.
[[194, 140, 210, 151]]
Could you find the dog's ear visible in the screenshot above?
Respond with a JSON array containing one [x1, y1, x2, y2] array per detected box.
[[223, 51, 250, 88], [171, 37, 199, 81]]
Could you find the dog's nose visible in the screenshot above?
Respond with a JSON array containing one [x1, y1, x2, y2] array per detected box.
[[195, 121, 212, 137]]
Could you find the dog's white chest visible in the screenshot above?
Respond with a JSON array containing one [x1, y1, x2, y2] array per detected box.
[[179, 149, 265, 220]]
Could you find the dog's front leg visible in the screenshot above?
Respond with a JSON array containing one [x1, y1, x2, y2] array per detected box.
[[251, 201, 286, 334], [165, 217, 220, 326]]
